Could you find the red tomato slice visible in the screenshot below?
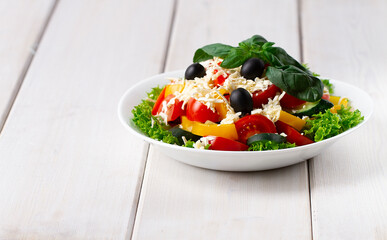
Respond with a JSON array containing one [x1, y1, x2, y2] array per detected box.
[[275, 120, 314, 146], [214, 74, 227, 86], [156, 94, 185, 122], [280, 93, 306, 109], [235, 114, 277, 144], [252, 84, 280, 108], [322, 93, 330, 101], [186, 98, 220, 123], [213, 69, 229, 87], [151, 87, 166, 115], [207, 136, 248, 151]]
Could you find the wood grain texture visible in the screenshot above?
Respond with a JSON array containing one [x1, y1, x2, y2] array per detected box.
[[302, 0, 387, 239], [132, 0, 312, 239], [0, 0, 174, 239], [0, 0, 55, 129]]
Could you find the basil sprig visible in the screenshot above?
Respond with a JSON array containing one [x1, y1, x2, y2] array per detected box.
[[193, 35, 266, 68], [266, 66, 323, 102], [192, 34, 322, 102]]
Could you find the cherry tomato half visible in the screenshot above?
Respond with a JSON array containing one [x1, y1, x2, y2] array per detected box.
[[235, 114, 277, 144], [207, 136, 248, 151], [275, 120, 314, 146], [186, 98, 220, 123], [151, 87, 166, 115], [252, 84, 280, 108], [280, 93, 306, 109], [156, 94, 185, 122]]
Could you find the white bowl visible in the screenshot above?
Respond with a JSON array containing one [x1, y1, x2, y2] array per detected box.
[[118, 70, 373, 171]]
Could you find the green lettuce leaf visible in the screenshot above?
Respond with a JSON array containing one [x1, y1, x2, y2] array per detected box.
[[303, 106, 364, 141]]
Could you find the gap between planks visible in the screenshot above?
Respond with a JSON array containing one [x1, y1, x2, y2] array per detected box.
[[297, 0, 314, 238], [128, 0, 178, 239], [0, 0, 60, 134], [125, 144, 150, 240]]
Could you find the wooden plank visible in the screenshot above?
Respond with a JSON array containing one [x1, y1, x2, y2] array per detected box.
[[302, 0, 387, 239], [0, 0, 174, 239], [132, 0, 312, 239], [0, 0, 55, 129]]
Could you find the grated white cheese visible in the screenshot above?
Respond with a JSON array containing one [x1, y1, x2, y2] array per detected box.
[[222, 73, 272, 94], [160, 57, 282, 125], [323, 86, 329, 95], [181, 136, 188, 145], [251, 91, 285, 122], [193, 136, 214, 149], [174, 58, 273, 123], [220, 111, 241, 124], [157, 100, 169, 124], [151, 117, 155, 128]]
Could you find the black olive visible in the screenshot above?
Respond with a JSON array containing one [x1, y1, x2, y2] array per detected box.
[[184, 63, 206, 80], [230, 88, 253, 115], [241, 58, 265, 80]]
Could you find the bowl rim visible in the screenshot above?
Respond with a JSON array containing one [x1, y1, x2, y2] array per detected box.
[[118, 70, 373, 156]]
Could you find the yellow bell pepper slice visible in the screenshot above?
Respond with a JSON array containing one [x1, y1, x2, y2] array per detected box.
[[214, 103, 228, 120], [218, 88, 229, 95], [329, 96, 341, 105], [278, 110, 306, 131], [165, 83, 185, 97], [329, 96, 348, 113], [180, 116, 238, 140], [212, 91, 229, 120]]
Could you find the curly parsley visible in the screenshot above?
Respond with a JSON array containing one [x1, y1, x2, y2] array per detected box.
[[131, 86, 179, 145]]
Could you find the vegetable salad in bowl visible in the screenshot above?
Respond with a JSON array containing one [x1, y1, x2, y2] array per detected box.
[[130, 35, 364, 152]]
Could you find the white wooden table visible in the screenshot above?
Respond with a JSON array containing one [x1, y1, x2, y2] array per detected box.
[[0, 0, 386, 239]]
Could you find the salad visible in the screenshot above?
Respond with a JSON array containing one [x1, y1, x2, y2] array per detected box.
[[131, 35, 363, 151]]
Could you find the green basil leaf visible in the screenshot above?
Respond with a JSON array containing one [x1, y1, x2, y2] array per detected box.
[[239, 35, 267, 49], [220, 47, 251, 68], [263, 46, 308, 72], [266, 65, 323, 102], [193, 49, 213, 62], [193, 43, 233, 62], [249, 42, 275, 64], [201, 43, 233, 57]]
